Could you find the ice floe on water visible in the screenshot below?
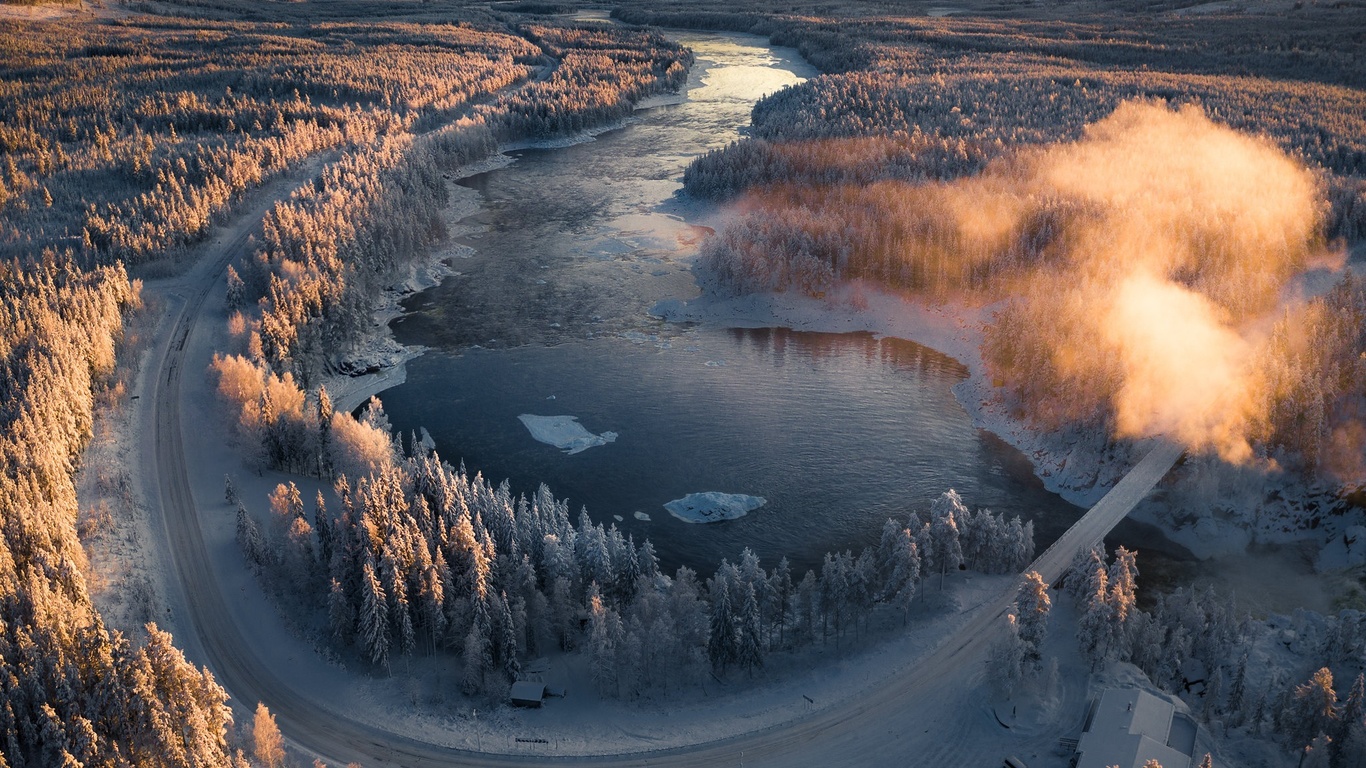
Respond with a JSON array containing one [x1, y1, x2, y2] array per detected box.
[[517, 414, 618, 454], [633, 511, 651, 521], [663, 492, 766, 523]]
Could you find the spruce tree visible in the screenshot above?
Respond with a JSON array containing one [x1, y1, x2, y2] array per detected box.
[[738, 583, 764, 674], [360, 560, 391, 672]]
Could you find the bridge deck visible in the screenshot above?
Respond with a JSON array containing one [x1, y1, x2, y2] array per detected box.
[[1027, 439, 1186, 585]]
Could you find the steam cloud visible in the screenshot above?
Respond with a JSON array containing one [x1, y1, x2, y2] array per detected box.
[[710, 100, 1338, 461], [990, 101, 1327, 461]]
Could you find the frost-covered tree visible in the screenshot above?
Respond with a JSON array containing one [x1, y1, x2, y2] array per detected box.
[[1077, 564, 1112, 669], [927, 490, 965, 589], [236, 504, 266, 571], [769, 557, 794, 650], [708, 566, 738, 670], [987, 612, 1027, 698], [226, 265, 246, 312], [882, 527, 920, 624], [1108, 546, 1139, 632], [1227, 652, 1249, 726], [1066, 545, 1105, 603], [1335, 673, 1366, 768], [253, 703, 284, 768], [329, 577, 354, 643], [588, 585, 621, 696], [738, 583, 764, 674], [360, 559, 391, 672], [1016, 571, 1051, 661], [1288, 668, 1339, 750]]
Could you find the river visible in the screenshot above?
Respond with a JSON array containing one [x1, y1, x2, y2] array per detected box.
[[380, 30, 1195, 579]]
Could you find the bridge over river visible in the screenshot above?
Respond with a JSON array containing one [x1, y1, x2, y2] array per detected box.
[[1026, 440, 1186, 585]]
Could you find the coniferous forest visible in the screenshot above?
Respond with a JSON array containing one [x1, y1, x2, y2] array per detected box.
[[2, 0, 1365, 764], [0, 6, 694, 763]]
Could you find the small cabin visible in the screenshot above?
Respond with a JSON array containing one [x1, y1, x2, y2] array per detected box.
[[510, 681, 547, 708]]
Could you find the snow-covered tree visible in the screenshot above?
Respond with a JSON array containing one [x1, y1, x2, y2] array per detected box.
[[360, 559, 391, 672], [1016, 571, 1051, 661], [588, 585, 621, 696], [708, 567, 738, 670], [987, 612, 1027, 698], [882, 527, 920, 624], [927, 490, 965, 588], [253, 703, 284, 768], [1077, 564, 1112, 669], [769, 557, 794, 650], [1287, 668, 1339, 750], [738, 583, 764, 674]]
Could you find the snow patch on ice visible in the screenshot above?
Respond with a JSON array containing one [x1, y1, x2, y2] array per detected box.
[[663, 492, 766, 523], [517, 414, 618, 454]]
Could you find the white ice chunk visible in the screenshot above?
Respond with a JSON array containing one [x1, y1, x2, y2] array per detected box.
[[663, 492, 766, 524], [633, 511, 651, 521], [517, 414, 618, 455]]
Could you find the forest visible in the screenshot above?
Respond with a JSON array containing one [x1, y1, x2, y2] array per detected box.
[[0, 258, 246, 765], [0, 7, 689, 765], [4, 0, 1365, 763], [226, 415, 1036, 698]]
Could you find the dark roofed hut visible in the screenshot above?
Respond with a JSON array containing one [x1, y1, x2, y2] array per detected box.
[[510, 681, 547, 708]]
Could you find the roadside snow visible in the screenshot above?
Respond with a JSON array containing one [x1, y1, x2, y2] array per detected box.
[[663, 491, 766, 523], [518, 414, 618, 454]]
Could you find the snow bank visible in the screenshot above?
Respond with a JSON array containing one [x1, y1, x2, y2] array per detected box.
[[663, 491, 766, 523], [517, 414, 618, 454]]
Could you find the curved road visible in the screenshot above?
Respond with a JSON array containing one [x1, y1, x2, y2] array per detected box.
[[145, 75, 1185, 768]]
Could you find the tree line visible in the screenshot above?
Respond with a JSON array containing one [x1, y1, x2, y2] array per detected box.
[[232, 418, 1036, 699]]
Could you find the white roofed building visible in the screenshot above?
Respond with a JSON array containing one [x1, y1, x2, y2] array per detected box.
[[1074, 688, 1197, 768]]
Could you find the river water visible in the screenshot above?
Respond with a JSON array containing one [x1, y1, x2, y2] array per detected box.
[[382, 31, 1193, 578]]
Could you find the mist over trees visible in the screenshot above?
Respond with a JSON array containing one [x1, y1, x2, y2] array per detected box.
[[664, 4, 1366, 485]]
